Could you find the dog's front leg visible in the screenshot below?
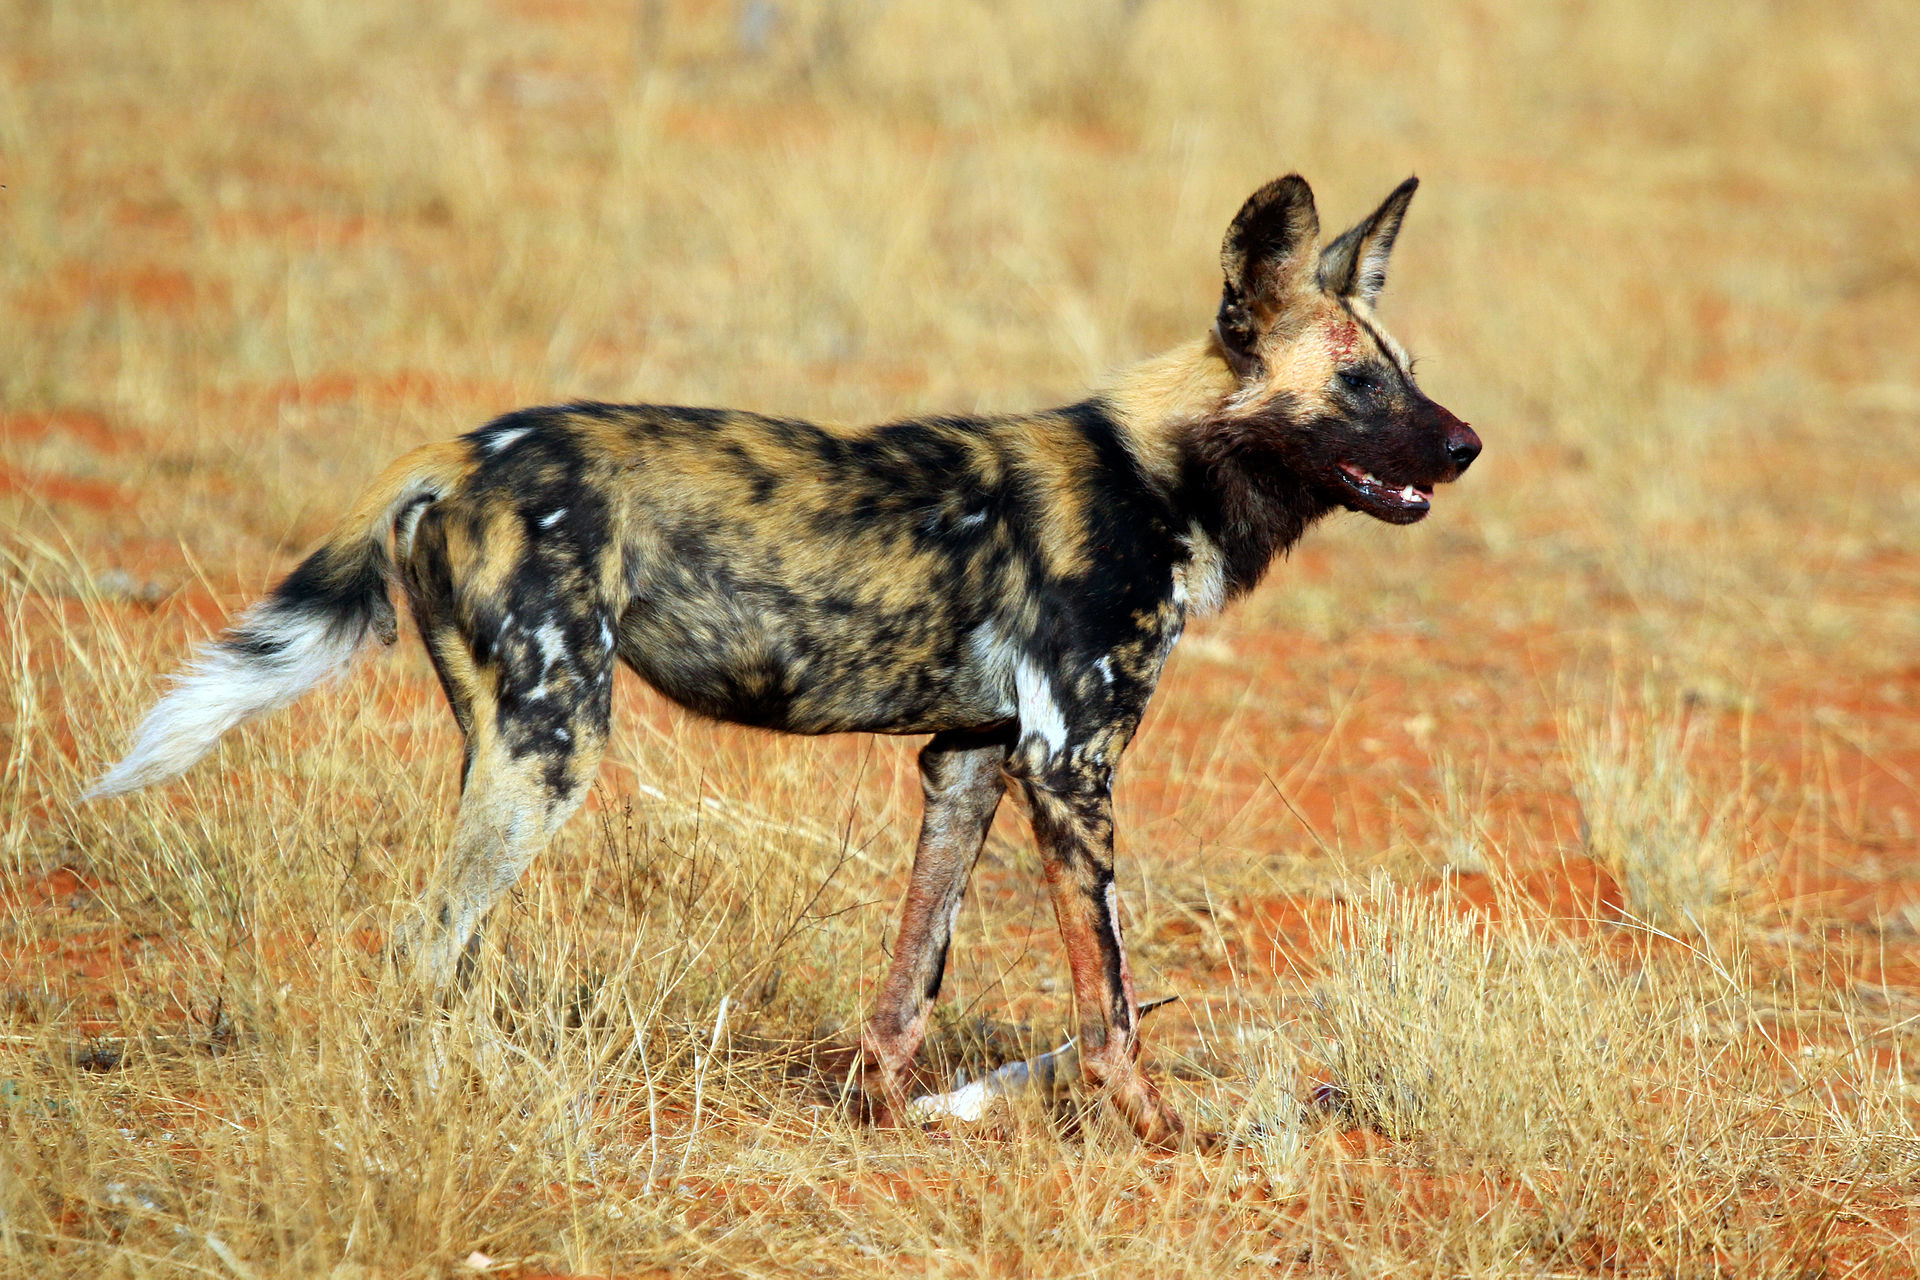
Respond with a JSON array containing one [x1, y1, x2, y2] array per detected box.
[[1019, 759, 1185, 1147], [857, 725, 1013, 1124]]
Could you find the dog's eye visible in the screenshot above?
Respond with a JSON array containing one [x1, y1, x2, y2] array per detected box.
[[1339, 369, 1380, 396]]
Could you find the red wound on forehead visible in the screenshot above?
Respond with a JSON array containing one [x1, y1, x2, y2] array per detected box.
[[1328, 320, 1360, 361]]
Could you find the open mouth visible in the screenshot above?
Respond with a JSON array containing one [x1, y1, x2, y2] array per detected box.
[[1335, 461, 1432, 522]]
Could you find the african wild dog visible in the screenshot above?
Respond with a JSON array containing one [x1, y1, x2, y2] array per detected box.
[[89, 174, 1479, 1145]]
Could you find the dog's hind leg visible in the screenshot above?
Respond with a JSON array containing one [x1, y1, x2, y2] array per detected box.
[[402, 608, 616, 990], [856, 724, 1014, 1123]]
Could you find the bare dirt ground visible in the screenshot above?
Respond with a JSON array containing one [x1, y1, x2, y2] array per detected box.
[[4, 2, 1919, 1276]]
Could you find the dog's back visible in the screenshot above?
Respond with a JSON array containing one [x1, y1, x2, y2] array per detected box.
[[402, 399, 1189, 739]]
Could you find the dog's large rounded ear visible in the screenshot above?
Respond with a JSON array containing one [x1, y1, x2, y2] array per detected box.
[[1217, 175, 1320, 369], [1318, 175, 1418, 306]]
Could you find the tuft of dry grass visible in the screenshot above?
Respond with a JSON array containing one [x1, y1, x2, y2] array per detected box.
[[1310, 874, 1645, 1163], [1306, 876, 1920, 1274], [1564, 689, 1740, 932]]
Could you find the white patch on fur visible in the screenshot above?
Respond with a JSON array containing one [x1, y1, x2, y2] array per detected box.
[[539, 508, 567, 529], [486, 426, 529, 454], [942, 891, 966, 948], [1175, 527, 1228, 618], [554, 726, 571, 743], [1015, 659, 1069, 757], [533, 620, 569, 671], [956, 510, 987, 530], [968, 623, 1019, 718], [85, 605, 363, 799], [1094, 656, 1115, 685]]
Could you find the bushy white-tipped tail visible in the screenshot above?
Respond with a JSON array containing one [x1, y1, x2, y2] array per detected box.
[[85, 437, 470, 801], [85, 602, 367, 799]]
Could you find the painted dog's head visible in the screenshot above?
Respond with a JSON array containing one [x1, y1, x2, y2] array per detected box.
[[1208, 174, 1480, 526]]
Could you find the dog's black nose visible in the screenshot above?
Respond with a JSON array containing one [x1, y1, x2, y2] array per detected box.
[[1443, 418, 1482, 473], [1428, 402, 1480, 476]]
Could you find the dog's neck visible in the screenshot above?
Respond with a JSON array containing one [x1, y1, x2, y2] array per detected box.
[[1101, 338, 1332, 608], [1099, 338, 1239, 488]]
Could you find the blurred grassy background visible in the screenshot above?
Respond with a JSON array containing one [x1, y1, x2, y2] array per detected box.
[[4, 2, 1920, 1275]]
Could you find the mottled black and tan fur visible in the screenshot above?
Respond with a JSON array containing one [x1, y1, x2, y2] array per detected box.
[[89, 174, 1481, 1145]]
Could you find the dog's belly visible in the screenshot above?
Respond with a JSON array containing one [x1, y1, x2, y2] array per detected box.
[[615, 585, 1014, 736]]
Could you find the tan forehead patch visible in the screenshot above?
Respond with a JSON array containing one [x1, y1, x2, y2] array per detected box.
[[1253, 302, 1356, 397]]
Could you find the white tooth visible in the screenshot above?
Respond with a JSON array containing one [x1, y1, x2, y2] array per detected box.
[[1363, 472, 1380, 485], [1400, 484, 1420, 501]]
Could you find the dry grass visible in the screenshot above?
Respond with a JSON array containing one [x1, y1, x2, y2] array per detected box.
[[1312, 875, 1647, 1164], [5, 0, 1920, 1275], [1564, 689, 1740, 932], [1304, 875, 1919, 1275]]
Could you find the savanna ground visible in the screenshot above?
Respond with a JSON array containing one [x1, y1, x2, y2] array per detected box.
[[4, 1, 1920, 1275]]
